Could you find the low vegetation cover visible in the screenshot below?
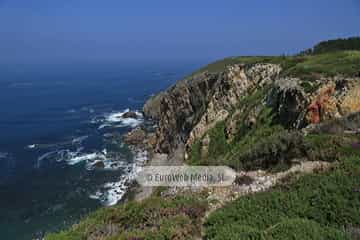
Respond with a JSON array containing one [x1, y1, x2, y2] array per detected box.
[[302, 37, 360, 55], [205, 152, 360, 240], [46, 193, 208, 240], [192, 50, 360, 80]]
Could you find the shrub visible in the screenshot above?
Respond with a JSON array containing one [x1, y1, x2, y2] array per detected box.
[[205, 156, 360, 240], [46, 194, 208, 240], [265, 218, 349, 240]]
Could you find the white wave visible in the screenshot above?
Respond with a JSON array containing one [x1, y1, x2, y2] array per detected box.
[[118, 118, 143, 128], [93, 109, 144, 130], [72, 135, 88, 145], [98, 123, 111, 130], [36, 150, 59, 168], [89, 191, 103, 200], [38, 151, 58, 162], [67, 153, 103, 165], [90, 149, 148, 206], [0, 152, 8, 159], [90, 117, 102, 124], [105, 109, 143, 128], [27, 144, 36, 149], [86, 156, 127, 171], [36, 148, 91, 167], [105, 109, 129, 122], [36, 145, 129, 171]]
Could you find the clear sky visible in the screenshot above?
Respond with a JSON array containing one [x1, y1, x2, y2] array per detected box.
[[0, 0, 359, 64]]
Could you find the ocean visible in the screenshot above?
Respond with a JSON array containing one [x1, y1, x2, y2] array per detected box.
[[0, 60, 201, 240]]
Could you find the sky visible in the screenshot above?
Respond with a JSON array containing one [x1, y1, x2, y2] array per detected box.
[[0, 0, 359, 64]]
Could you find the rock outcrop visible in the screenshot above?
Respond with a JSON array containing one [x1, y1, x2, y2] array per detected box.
[[144, 64, 281, 153], [144, 71, 219, 153], [306, 78, 360, 124], [269, 77, 309, 128], [144, 62, 360, 157], [122, 111, 139, 119], [186, 64, 281, 149], [123, 127, 146, 145]]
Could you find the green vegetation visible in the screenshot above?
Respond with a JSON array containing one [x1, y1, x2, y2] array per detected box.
[[282, 51, 360, 79], [187, 88, 290, 171], [208, 121, 230, 158], [46, 193, 208, 240], [303, 37, 360, 55], [188, 139, 202, 165], [190, 51, 360, 80], [205, 152, 360, 240]]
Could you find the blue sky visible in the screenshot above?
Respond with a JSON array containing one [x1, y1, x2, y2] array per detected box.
[[0, 0, 359, 63]]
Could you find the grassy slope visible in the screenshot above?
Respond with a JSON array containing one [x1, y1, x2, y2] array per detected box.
[[191, 51, 360, 80], [205, 151, 360, 240], [46, 193, 208, 240]]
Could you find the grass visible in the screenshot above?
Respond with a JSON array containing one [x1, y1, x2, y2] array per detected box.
[[46, 193, 208, 240], [188, 51, 360, 81]]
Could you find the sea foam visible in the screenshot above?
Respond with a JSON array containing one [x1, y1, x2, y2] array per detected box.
[[105, 109, 143, 128], [90, 149, 148, 206]]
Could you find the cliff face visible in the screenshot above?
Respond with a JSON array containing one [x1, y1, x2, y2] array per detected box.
[[144, 63, 281, 153], [144, 61, 360, 157], [144, 71, 219, 153]]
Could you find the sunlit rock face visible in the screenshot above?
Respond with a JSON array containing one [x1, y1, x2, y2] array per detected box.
[[144, 61, 360, 156], [144, 64, 281, 153]]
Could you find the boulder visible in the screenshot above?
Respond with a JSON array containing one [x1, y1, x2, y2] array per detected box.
[[123, 128, 146, 145], [269, 77, 309, 128], [93, 161, 105, 169], [122, 111, 138, 119]]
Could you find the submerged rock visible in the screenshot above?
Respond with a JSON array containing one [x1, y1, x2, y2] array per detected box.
[[93, 161, 105, 169]]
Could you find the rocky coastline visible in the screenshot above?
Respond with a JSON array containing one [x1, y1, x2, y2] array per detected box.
[[46, 38, 360, 239]]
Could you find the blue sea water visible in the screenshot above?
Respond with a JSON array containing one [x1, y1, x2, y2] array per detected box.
[[0, 61, 201, 240]]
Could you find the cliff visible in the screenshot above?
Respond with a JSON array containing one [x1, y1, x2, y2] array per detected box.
[[47, 39, 360, 240], [144, 52, 360, 164]]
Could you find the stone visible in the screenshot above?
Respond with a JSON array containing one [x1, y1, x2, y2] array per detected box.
[[143, 92, 166, 120], [123, 128, 146, 145], [270, 77, 309, 128], [122, 111, 138, 119], [93, 161, 105, 169]]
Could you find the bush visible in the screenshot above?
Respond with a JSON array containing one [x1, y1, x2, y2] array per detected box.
[[205, 155, 360, 240], [265, 218, 349, 240], [210, 225, 263, 240], [46, 194, 208, 240]]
